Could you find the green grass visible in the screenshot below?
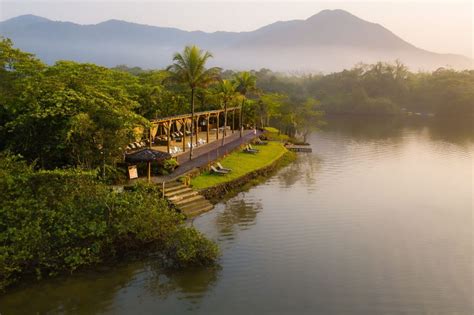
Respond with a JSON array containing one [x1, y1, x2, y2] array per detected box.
[[191, 141, 288, 189]]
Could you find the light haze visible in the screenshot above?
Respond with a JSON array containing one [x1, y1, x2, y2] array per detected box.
[[0, 0, 472, 58]]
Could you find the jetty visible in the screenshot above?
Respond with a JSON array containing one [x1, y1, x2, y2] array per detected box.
[[285, 144, 312, 152]]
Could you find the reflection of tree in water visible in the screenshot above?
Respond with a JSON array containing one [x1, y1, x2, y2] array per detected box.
[[143, 262, 220, 308], [277, 153, 322, 188], [324, 115, 474, 147], [427, 117, 474, 146], [324, 116, 405, 142], [0, 262, 139, 314], [0, 258, 221, 314], [216, 197, 262, 237]]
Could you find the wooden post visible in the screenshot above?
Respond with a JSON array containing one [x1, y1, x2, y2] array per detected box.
[[206, 114, 210, 144], [162, 181, 165, 197], [216, 113, 219, 140], [147, 161, 151, 183], [166, 120, 171, 154], [182, 118, 186, 153], [232, 109, 235, 134], [149, 125, 153, 148]]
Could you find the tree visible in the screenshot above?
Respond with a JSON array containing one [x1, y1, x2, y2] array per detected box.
[[258, 93, 286, 127], [167, 46, 220, 159], [215, 79, 238, 145], [295, 98, 325, 143], [3, 60, 146, 172], [234, 71, 257, 137]]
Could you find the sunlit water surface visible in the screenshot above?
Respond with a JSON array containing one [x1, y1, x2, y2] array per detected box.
[[1, 117, 473, 314]]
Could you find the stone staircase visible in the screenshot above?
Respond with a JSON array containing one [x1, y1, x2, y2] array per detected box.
[[160, 181, 214, 217]]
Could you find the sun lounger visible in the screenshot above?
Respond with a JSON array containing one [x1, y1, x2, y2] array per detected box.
[[248, 144, 260, 152], [210, 165, 227, 175], [254, 139, 268, 145], [217, 162, 232, 172], [243, 145, 258, 154]]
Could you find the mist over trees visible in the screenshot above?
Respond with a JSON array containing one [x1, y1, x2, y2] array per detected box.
[[250, 63, 474, 119], [0, 36, 473, 291]]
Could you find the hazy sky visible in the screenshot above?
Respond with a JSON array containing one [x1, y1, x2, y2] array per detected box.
[[1, 0, 472, 58]]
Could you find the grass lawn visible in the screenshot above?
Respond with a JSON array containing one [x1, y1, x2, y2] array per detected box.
[[191, 141, 288, 189]]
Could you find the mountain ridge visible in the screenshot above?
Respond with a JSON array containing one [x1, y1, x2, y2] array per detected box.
[[1, 10, 471, 72]]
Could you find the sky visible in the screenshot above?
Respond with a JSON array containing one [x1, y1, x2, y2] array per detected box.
[[1, 0, 472, 58]]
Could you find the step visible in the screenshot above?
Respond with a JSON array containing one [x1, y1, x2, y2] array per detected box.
[[173, 194, 205, 206], [163, 184, 188, 194], [160, 181, 183, 190], [174, 194, 206, 207], [168, 190, 200, 202], [165, 187, 194, 197], [179, 199, 213, 212], [183, 203, 214, 216]]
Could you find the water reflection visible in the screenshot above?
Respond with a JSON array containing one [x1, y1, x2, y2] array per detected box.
[[0, 259, 220, 314], [325, 115, 474, 147], [427, 117, 474, 146], [216, 197, 262, 237], [324, 115, 405, 141], [277, 153, 322, 188], [142, 264, 220, 308], [0, 263, 137, 314]]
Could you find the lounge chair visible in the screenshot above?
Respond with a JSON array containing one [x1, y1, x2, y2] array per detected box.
[[254, 139, 268, 145], [210, 165, 227, 175], [243, 145, 258, 154], [248, 144, 260, 152], [217, 162, 232, 173]]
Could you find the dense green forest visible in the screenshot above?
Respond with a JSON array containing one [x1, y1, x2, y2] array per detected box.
[[1, 38, 473, 171], [0, 37, 472, 291]]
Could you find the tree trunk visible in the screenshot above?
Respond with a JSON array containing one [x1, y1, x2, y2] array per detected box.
[[240, 98, 245, 138], [189, 88, 195, 160]]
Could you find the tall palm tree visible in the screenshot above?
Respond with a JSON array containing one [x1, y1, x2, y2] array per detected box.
[[234, 71, 257, 137], [215, 79, 238, 146], [167, 45, 220, 159]]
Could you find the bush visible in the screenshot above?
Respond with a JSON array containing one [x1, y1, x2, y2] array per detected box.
[[0, 154, 218, 292], [163, 158, 179, 174], [164, 228, 219, 268]]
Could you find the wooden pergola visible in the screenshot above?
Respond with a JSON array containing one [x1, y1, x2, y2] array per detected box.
[[149, 106, 241, 154]]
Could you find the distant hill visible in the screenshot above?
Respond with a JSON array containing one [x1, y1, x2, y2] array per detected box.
[[1, 10, 472, 72]]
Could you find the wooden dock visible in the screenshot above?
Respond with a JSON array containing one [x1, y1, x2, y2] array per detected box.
[[285, 144, 312, 152]]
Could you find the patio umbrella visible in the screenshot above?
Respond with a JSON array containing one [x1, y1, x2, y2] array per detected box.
[[125, 148, 172, 182]]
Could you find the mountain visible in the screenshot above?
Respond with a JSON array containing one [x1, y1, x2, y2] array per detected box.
[[0, 10, 471, 72]]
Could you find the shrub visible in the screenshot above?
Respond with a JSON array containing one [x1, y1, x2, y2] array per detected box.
[[0, 154, 218, 292], [162, 158, 179, 174]]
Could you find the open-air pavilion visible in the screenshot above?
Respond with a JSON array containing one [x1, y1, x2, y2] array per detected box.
[[148, 106, 242, 158]]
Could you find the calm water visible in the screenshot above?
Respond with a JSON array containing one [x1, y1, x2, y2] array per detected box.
[[1, 117, 473, 314]]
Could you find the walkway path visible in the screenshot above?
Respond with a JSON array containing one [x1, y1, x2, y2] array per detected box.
[[143, 129, 263, 184]]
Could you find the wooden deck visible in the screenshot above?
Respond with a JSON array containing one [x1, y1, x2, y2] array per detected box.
[[285, 144, 313, 152]]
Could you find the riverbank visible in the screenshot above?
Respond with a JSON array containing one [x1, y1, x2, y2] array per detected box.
[[0, 155, 219, 293], [191, 142, 296, 202]]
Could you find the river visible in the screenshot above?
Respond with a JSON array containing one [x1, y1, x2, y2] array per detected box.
[[1, 117, 472, 314]]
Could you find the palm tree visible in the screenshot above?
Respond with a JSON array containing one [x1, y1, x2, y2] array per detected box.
[[215, 79, 238, 146], [234, 71, 257, 137], [167, 45, 220, 159]]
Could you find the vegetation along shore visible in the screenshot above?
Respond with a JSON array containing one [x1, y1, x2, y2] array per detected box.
[[1, 35, 472, 292]]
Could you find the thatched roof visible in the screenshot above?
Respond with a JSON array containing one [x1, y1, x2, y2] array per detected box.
[[125, 148, 172, 163]]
